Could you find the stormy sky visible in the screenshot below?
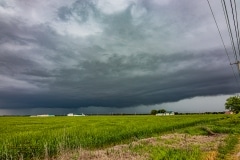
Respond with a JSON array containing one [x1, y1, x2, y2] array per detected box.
[[0, 0, 239, 115]]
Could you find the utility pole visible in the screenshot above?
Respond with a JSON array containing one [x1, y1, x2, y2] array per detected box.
[[231, 61, 240, 71]]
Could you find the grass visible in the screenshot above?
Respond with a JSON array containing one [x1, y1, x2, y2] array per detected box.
[[128, 134, 203, 160], [150, 147, 202, 160], [217, 135, 239, 160], [0, 114, 239, 159]]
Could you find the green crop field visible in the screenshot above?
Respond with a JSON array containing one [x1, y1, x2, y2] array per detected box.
[[1, 114, 240, 160]]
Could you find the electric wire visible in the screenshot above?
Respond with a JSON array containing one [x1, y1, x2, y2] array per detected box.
[[221, 0, 237, 61], [233, 0, 240, 57], [232, 0, 240, 94], [229, 0, 240, 57], [221, 0, 240, 79], [221, 0, 239, 61], [231, 0, 240, 78], [207, 0, 240, 86], [221, 0, 240, 78]]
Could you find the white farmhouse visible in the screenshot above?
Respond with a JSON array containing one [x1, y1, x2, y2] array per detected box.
[[67, 113, 86, 116], [67, 113, 74, 116], [156, 111, 174, 116]]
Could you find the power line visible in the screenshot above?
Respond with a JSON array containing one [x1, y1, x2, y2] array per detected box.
[[233, 0, 240, 57], [221, 0, 239, 61], [221, 0, 238, 61], [229, 0, 240, 57], [221, 0, 240, 79], [222, 0, 240, 79], [206, 0, 240, 86]]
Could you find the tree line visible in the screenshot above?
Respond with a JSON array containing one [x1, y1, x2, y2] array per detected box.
[[150, 109, 167, 115]]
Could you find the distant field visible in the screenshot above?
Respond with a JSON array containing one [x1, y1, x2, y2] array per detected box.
[[0, 114, 240, 159]]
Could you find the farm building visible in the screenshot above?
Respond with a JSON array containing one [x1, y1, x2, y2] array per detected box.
[[225, 111, 233, 114], [156, 111, 174, 116], [30, 114, 55, 117], [67, 113, 74, 116], [67, 113, 86, 116], [74, 113, 86, 116]]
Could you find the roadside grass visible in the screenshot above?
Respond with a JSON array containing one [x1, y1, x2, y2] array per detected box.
[[217, 135, 239, 160], [175, 114, 240, 160], [149, 146, 202, 160], [226, 136, 240, 160], [55, 133, 224, 160], [128, 133, 225, 160]]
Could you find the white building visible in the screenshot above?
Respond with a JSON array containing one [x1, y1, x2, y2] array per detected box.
[[30, 114, 55, 117], [67, 113, 86, 116], [156, 111, 174, 116], [67, 113, 74, 116], [74, 113, 86, 116]]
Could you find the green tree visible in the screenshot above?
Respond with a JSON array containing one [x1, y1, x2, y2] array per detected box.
[[225, 96, 240, 113], [158, 109, 166, 113], [150, 110, 158, 115]]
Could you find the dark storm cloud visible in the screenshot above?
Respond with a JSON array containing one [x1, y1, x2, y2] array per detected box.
[[0, 0, 239, 111], [1, 49, 237, 109]]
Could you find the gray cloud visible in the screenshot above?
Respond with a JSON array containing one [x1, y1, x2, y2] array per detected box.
[[0, 0, 239, 113]]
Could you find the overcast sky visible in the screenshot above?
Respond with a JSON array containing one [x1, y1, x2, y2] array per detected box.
[[0, 0, 240, 115]]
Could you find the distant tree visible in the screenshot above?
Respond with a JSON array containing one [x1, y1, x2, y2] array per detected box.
[[150, 110, 158, 115], [158, 109, 166, 113], [225, 96, 240, 113]]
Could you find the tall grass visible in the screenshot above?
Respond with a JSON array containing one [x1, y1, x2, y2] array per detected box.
[[217, 135, 239, 160], [0, 115, 224, 159], [150, 147, 202, 160]]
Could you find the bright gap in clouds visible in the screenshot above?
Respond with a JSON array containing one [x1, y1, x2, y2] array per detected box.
[[0, 95, 234, 115]]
